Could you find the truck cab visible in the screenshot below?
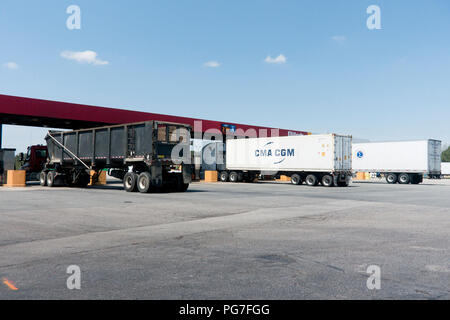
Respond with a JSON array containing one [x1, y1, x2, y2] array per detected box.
[[19, 145, 48, 181]]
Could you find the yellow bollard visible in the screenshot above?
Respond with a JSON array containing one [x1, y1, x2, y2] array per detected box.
[[89, 170, 107, 186], [203, 171, 218, 182], [5, 170, 26, 187], [355, 172, 366, 180]]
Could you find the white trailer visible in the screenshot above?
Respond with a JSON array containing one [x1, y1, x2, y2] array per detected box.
[[442, 163, 450, 176], [352, 140, 442, 184], [219, 134, 352, 187]]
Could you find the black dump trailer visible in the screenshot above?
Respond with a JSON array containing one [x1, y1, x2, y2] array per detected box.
[[39, 121, 192, 193]]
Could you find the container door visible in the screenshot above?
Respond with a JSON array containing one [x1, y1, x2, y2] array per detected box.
[[428, 140, 442, 174], [334, 136, 343, 171]]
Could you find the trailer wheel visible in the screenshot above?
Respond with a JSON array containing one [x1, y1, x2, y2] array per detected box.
[[411, 174, 422, 184], [77, 173, 90, 188], [229, 172, 239, 183], [46, 171, 56, 187], [398, 173, 410, 184], [305, 174, 318, 186], [219, 171, 229, 182], [39, 171, 47, 186], [321, 175, 334, 187], [291, 174, 302, 185], [177, 178, 190, 192], [337, 180, 349, 187], [123, 172, 138, 192], [386, 173, 398, 184], [137, 172, 152, 193]]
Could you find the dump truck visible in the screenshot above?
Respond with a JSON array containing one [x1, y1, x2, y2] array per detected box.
[[39, 121, 192, 193], [352, 140, 442, 184], [213, 134, 353, 187]]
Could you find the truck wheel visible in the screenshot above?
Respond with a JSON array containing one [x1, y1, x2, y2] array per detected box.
[[398, 173, 410, 184], [337, 180, 349, 187], [123, 172, 138, 192], [305, 174, 318, 186], [137, 172, 152, 193], [229, 172, 239, 183], [386, 173, 397, 184], [177, 182, 189, 192], [411, 174, 422, 184], [40, 171, 47, 186], [77, 173, 90, 188], [321, 175, 334, 187], [219, 171, 229, 182], [174, 174, 189, 192], [46, 171, 56, 187], [291, 174, 302, 185]]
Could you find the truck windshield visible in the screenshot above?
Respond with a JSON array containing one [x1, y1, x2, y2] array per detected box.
[[36, 150, 47, 158]]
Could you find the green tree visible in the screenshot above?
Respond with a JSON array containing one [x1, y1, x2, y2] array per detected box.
[[442, 146, 450, 162]]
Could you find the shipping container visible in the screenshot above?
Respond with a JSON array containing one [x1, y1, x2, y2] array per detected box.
[[352, 140, 442, 184], [216, 134, 352, 187], [442, 162, 450, 176]]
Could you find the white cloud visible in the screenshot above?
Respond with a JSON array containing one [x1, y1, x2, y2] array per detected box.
[[203, 61, 221, 68], [264, 54, 287, 64], [331, 35, 347, 44], [61, 50, 109, 66], [3, 62, 19, 70]]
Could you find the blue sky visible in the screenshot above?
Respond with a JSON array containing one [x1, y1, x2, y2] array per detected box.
[[1, 0, 449, 152]]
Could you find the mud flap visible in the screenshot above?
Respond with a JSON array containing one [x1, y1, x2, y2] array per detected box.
[[182, 163, 192, 184], [151, 162, 163, 187], [333, 175, 339, 186]]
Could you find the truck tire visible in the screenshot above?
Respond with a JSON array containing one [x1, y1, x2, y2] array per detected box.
[[39, 171, 47, 186], [386, 173, 398, 184], [76, 173, 90, 188], [337, 180, 349, 187], [219, 171, 229, 182], [291, 174, 302, 185], [174, 174, 189, 192], [137, 172, 152, 193], [124, 172, 138, 192], [244, 173, 256, 183], [46, 171, 56, 187], [321, 175, 334, 187], [305, 174, 318, 186], [411, 174, 422, 184], [398, 173, 410, 184], [229, 172, 239, 183]]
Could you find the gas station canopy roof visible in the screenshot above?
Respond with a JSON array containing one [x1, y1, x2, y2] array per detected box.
[[0, 94, 308, 137]]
